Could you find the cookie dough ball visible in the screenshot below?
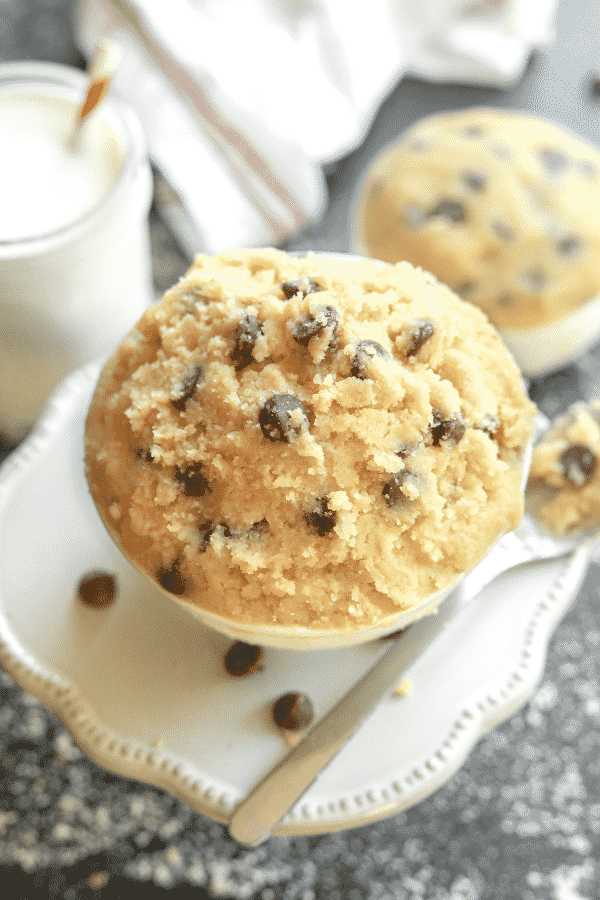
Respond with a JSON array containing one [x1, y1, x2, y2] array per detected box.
[[357, 108, 600, 329], [85, 249, 535, 633], [528, 401, 600, 534]]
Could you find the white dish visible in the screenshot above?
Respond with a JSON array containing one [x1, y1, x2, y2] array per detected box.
[[0, 364, 590, 837]]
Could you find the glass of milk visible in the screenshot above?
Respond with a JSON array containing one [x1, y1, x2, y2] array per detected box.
[[0, 61, 154, 443]]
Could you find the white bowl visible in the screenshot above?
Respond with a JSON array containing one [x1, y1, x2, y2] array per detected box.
[[86, 252, 534, 651]]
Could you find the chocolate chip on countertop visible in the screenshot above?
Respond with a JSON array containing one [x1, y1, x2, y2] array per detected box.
[[77, 571, 118, 608], [157, 560, 188, 595], [272, 692, 314, 731], [259, 394, 310, 443], [463, 169, 487, 191], [560, 443, 597, 486], [292, 305, 340, 350], [404, 319, 435, 357], [171, 365, 203, 412], [279, 277, 322, 300], [382, 472, 409, 507], [539, 147, 570, 174], [224, 641, 263, 677], [431, 409, 466, 447], [175, 462, 212, 497], [428, 199, 467, 223], [350, 340, 390, 379], [304, 497, 337, 535], [231, 314, 262, 370]]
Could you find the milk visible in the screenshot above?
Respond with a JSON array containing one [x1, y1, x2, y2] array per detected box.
[[0, 61, 154, 443], [0, 92, 122, 242]]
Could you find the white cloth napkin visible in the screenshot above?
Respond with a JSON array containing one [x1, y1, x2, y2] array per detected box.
[[74, 0, 559, 257]]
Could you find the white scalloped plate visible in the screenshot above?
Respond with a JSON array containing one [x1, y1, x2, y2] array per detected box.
[[0, 364, 591, 837]]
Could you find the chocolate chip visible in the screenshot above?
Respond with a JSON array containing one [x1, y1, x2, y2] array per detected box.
[[539, 147, 569, 174], [492, 220, 515, 242], [134, 448, 153, 463], [404, 319, 435, 357], [272, 692, 314, 731], [231, 314, 262, 370], [431, 409, 466, 447], [175, 462, 212, 497], [157, 560, 188, 595], [292, 305, 340, 351], [224, 642, 263, 677], [77, 571, 117, 608], [556, 234, 582, 257], [523, 268, 547, 292], [579, 160, 598, 179], [259, 394, 310, 443], [171, 365, 203, 411], [560, 444, 597, 486], [304, 497, 337, 535], [396, 443, 416, 459], [456, 282, 477, 298], [350, 340, 390, 379], [428, 199, 466, 223], [463, 169, 487, 191], [382, 472, 409, 507], [249, 518, 269, 536], [198, 522, 216, 553], [279, 277, 322, 300], [496, 293, 513, 307]]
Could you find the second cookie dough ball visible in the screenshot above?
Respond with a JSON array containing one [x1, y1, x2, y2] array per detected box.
[[357, 107, 600, 329]]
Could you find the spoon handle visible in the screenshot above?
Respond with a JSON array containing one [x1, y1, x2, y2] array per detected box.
[[228, 605, 454, 847]]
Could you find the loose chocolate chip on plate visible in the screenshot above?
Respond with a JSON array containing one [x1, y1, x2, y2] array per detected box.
[[350, 340, 390, 379], [175, 462, 212, 497], [428, 199, 466, 223], [431, 409, 466, 447], [539, 147, 570, 174], [560, 444, 597, 487], [292, 304, 340, 350], [171, 365, 203, 412], [304, 497, 337, 535], [259, 394, 310, 443], [279, 277, 322, 300], [231, 314, 262, 370], [224, 641, 263, 677], [382, 472, 409, 507], [463, 169, 487, 192], [272, 692, 314, 731], [77, 571, 117, 608], [157, 560, 188, 595], [404, 319, 435, 357]]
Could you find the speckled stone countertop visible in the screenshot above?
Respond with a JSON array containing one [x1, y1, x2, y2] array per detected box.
[[2, 2, 600, 898]]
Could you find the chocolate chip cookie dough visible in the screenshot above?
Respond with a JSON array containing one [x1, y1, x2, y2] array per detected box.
[[528, 401, 600, 534], [85, 249, 535, 632], [357, 108, 600, 329]]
